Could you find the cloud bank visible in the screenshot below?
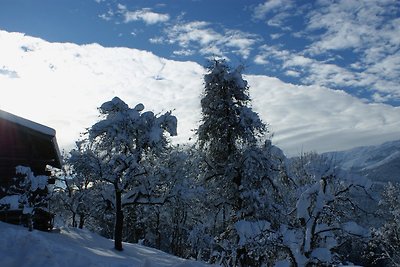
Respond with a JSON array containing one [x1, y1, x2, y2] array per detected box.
[[0, 30, 399, 155], [93, 0, 399, 105], [252, 0, 400, 103]]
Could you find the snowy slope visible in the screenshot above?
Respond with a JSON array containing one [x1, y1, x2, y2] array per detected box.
[[323, 140, 400, 182], [0, 222, 212, 267]]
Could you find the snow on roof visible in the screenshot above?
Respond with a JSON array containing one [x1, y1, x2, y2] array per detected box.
[[0, 109, 56, 136]]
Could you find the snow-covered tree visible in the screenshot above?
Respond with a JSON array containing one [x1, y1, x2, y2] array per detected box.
[[72, 97, 177, 251], [210, 141, 290, 266], [197, 60, 277, 265], [238, 140, 290, 223], [271, 153, 372, 266], [366, 182, 400, 266], [198, 60, 266, 157], [198, 59, 267, 217], [52, 148, 102, 229], [212, 153, 373, 266], [126, 146, 205, 257]]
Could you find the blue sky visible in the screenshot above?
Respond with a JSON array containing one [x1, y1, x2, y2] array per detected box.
[[1, 0, 399, 107]]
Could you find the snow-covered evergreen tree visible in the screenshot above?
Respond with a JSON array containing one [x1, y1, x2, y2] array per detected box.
[[197, 60, 273, 265], [198, 59, 267, 213], [198, 60, 266, 163]]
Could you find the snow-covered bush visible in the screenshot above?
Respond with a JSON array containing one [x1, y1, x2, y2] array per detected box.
[[0, 166, 51, 231]]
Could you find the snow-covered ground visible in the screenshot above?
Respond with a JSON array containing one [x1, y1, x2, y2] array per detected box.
[[0, 222, 212, 267]]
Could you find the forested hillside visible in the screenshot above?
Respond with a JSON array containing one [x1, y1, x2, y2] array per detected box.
[[2, 61, 399, 266]]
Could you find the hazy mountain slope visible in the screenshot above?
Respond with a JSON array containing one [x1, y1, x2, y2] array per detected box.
[[323, 140, 400, 182]]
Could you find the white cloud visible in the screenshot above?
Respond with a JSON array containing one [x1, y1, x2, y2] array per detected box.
[[253, 0, 293, 20], [247, 75, 400, 154], [98, 10, 114, 21], [172, 49, 195, 56], [117, 4, 126, 10], [117, 5, 170, 25], [302, 0, 400, 98], [252, 0, 400, 103], [0, 30, 204, 151], [149, 36, 164, 44], [251, 0, 296, 32], [270, 33, 283, 40], [305, 0, 390, 54], [163, 21, 260, 59], [283, 55, 313, 68], [168, 21, 221, 48], [223, 30, 260, 59], [255, 36, 400, 100], [266, 12, 292, 29], [285, 70, 300, 77], [0, 66, 19, 78], [254, 54, 269, 65], [1, 30, 399, 156], [94, 1, 399, 105], [372, 92, 390, 103]]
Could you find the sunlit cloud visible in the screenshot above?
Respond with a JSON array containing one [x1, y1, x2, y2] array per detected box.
[[285, 70, 300, 77], [247, 75, 400, 154], [98, 9, 114, 21], [117, 5, 170, 25], [161, 21, 260, 59], [172, 49, 195, 57], [167, 21, 221, 48], [1, 30, 399, 156], [251, 0, 400, 103], [252, 0, 294, 20], [92, 1, 399, 105], [306, 1, 397, 52]]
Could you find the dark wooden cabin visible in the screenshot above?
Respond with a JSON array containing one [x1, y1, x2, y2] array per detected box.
[[0, 109, 62, 230]]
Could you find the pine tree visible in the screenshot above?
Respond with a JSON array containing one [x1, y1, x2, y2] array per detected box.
[[198, 60, 266, 166], [197, 60, 268, 265], [198, 60, 267, 213]]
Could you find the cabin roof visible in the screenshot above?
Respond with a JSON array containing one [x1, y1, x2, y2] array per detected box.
[[0, 110, 56, 136], [0, 110, 62, 169]]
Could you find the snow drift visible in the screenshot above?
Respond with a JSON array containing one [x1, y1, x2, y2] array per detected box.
[[0, 222, 211, 267]]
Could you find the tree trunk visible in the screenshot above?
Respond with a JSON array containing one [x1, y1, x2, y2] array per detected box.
[[28, 213, 33, 232], [70, 212, 75, 227], [114, 188, 124, 251], [78, 213, 85, 229], [155, 208, 161, 249]]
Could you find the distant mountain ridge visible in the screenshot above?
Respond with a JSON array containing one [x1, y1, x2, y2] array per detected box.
[[323, 139, 400, 182]]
